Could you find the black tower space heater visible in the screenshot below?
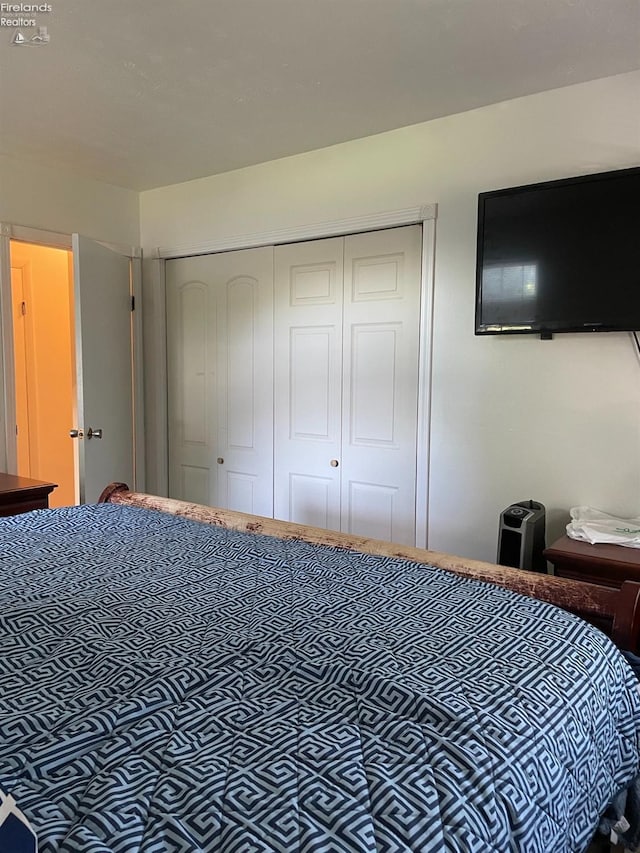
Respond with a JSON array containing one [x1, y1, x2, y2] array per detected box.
[[497, 500, 546, 573]]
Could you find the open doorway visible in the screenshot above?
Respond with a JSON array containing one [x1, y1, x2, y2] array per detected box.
[[9, 240, 77, 507]]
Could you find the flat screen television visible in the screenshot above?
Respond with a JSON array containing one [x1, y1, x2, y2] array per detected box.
[[475, 166, 640, 336]]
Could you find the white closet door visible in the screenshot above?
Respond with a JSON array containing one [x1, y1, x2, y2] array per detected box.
[[341, 226, 422, 545], [274, 226, 422, 541], [274, 238, 343, 529], [166, 248, 274, 515], [166, 263, 213, 505]]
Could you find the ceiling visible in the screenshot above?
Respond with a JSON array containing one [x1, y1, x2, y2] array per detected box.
[[1, 0, 639, 191]]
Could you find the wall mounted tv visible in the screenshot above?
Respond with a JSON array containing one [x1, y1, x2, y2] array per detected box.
[[475, 166, 640, 337]]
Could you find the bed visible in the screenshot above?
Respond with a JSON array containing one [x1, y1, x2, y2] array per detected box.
[[1, 483, 640, 853]]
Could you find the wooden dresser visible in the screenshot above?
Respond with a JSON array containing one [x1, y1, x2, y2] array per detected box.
[[544, 534, 640, 589], [0, 473, 57, 517]]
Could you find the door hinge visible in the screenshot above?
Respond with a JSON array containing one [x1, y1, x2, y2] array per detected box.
[[20, 301, 26, 316], [131, 295, 135, 311]]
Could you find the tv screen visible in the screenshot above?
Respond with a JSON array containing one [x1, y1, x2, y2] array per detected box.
[[475, 167, 640, 336]]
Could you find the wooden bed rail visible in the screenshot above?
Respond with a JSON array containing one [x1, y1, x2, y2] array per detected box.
[[100, 483, 640, 652]]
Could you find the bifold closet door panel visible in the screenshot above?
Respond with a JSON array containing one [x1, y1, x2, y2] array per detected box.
[[166, 225, 422, 539], [166, 248, 274, 515], [341, 225, 422, 546], [166, 259, 214, 506], [274, 237, 343, 530]]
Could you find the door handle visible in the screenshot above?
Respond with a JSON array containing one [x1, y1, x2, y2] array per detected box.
[[87, 427, 103, 440], [69, 429, 84, 439], [330, 459, 339, 467]]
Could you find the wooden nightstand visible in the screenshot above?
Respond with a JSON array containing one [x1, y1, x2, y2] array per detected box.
[[0, 473, 57, 517], [544, 535, 640, 589]]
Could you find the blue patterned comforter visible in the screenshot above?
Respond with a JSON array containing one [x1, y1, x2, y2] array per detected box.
[[0, 504, 639, 852]]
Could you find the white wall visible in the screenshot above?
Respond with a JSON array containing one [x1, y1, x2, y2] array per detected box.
[[0, 155, 139, 246], [140, 71, 640, 562]]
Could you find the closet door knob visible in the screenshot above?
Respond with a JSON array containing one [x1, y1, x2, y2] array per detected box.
[[87, 427, 103, 440], [330, 459, 339, 467], [217, 457, 224, 464], [69, 429, 84, 439]]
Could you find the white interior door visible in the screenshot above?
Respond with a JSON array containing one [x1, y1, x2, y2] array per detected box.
[[341, 226, 422, 545], [166, 260, 215, 506], [165, 225, 423, 539], [274, 237, 344, 529], [274, 226, 422, 543], [166, 247, 274, 515], [72, 234, 134, 503]]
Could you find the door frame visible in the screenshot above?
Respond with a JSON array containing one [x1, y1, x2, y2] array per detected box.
[[147, 204, 437, 548], [0, 222, 145, 493]]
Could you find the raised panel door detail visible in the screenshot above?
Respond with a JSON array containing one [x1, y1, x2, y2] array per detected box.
[[214, 248, 274, 517], [290, 263, 337, 305], [351, 253, 404, 301], [226, 277, 256, 451], [180, 282, 209, 446], [167, 246, 273, 515], [289, 472, 333, 528], [341, 225, 422, 546], [290, 326, 334, 441], [274, 237, 343, 529], [350, 323, 399, 447], [167, 268, 215, 505], [347, 481, 397, 541], [181, 465, 210, 506], [224, 471, 257, 514]]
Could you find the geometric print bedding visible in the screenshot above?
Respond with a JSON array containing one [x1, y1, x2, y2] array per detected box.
[[0, 503, 639, 853]]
